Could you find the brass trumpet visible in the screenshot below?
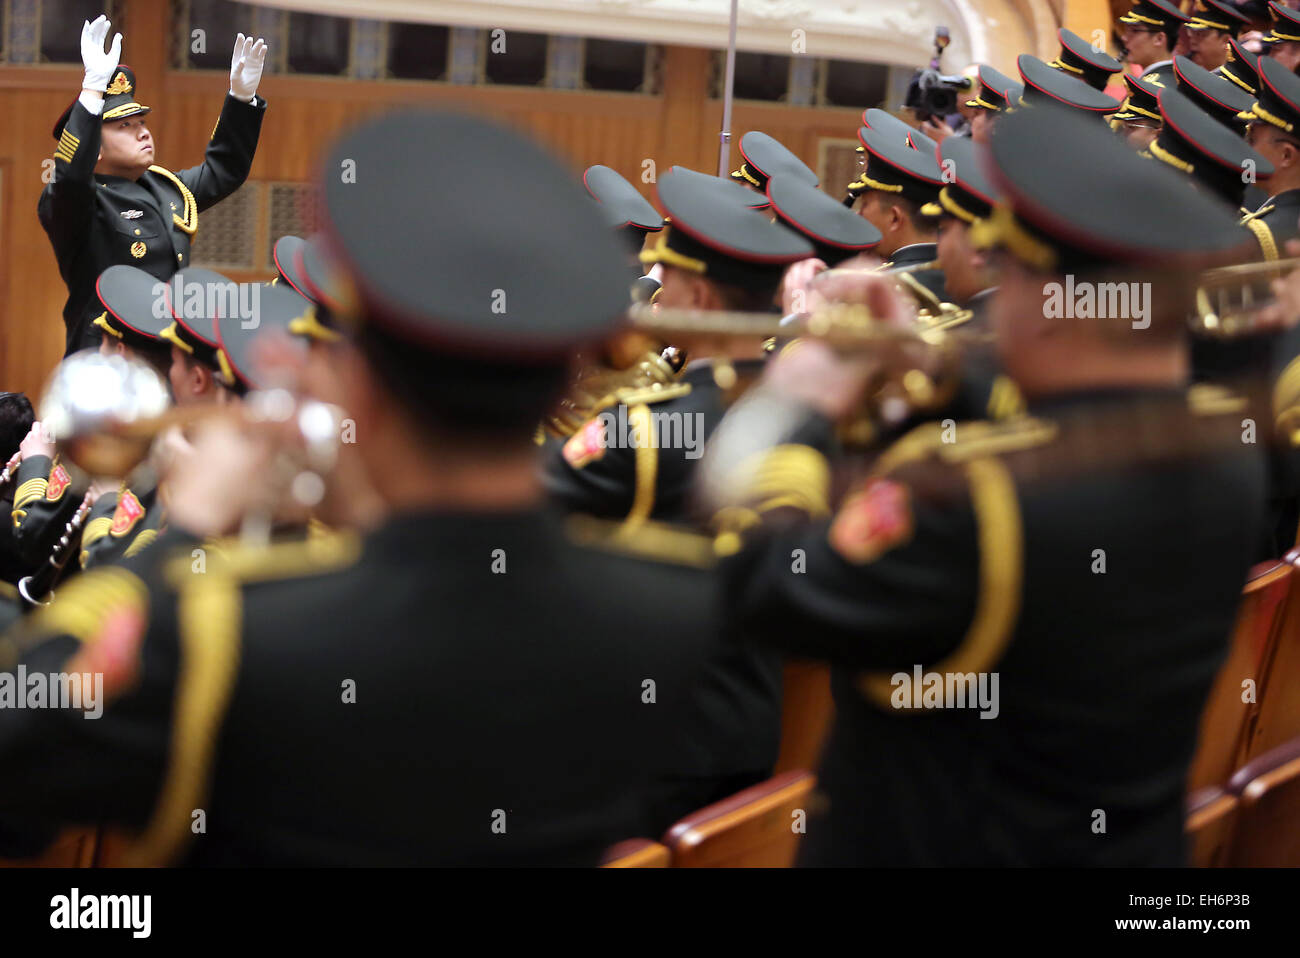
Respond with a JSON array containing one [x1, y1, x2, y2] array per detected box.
[[1193, 255, 1300, 337]]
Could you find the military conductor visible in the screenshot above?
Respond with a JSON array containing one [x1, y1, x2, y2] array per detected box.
[[39, 15, 268, 356]]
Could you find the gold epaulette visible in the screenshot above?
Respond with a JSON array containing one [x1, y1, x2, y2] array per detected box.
[[611, 382, 692, 407], [147, 165, 198, 235], [1189, 382, 1249, 416], [164, 529, 362, 587], [986, 374, 1026, 421], [872, 416, 1058, 476], [565, 514, 718, 569], [1244, 217, 1278, 261]]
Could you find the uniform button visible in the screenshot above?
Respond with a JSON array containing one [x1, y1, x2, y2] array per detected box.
[[134, 229, 141, 235], [177, 253, 183, 262]]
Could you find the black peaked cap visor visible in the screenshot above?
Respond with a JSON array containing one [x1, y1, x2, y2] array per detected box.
[[975, 102, 1247, 273], [583, 165, 664, 232], [852, 125, 943, 206], [642, 168, 812, 289], [733, 131, 819, 189], [94, 265, 170, 349], [321, 110, 631, 363], [1018, 55, 1122, 112], [766, 175, 881, 254]]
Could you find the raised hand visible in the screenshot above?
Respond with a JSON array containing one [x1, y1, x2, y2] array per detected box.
[[229, 33, 268, 102], [80, 15, 122, 93]]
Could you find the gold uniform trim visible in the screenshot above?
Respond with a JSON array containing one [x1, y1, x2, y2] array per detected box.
[[732, 164, 761, 187], [847, 173, 904, 194], [93, 311, 123, 339], [54, 129, 80, 163], [969, 203, 1058, 272], [566, 514, 719, 569], [624, 403, 658, 529], [123, 572, 241, 866], [1245, 217, 1279, 261], [159, 322, 193, 354], [124, 528, 159, 559], [216, 348, 238, 386], [1268, 29, 1300, 42], [966, 93, 1002, 111], [638, 231, 707, 274], [1274, 355, 1300, 446], [858, 455, 1023, 708], [15, 567, 148, 661], [1188, 16, 1232, 30], [147, 165, 198, 235], [936, 187, 978, 224], [1148, 139, 1194, 174], [1219, 67, 1256, 95], [287, 305, 341, 343], [1244, 101, 1294, 133], [13, 477, 48, 511], [1120, 12, 1165, 26], [1050, 58, 1085, 75], [102, 101, 148, 121]]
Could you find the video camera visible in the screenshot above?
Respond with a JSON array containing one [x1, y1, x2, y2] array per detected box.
[[903, 27, 972, 123]]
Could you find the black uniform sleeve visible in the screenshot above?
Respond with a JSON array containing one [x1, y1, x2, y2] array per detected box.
[[719, 453, 982, 670], [541, 406, 643, 520], [173, 94, 267, 212], [9, 456, 80, 571], [79, 490, 123, 570], [0, 562, 178, 856], [37, 101, 103, 266]]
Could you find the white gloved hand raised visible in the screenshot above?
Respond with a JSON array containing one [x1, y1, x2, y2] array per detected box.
[[80, 15, 122, 93], [229, 33, 268, 103]]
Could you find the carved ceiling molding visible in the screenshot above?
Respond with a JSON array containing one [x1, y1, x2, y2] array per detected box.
[[245, 0, 1060, 70]]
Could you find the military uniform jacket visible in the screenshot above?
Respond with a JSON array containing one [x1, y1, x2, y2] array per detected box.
[[39, 94, 267, 355], [718, 388, 1265, 865], [0, 508, 716, 865], [1140, 60, 1177, 89], [884, 242, 946, 303], [543, 362, 732, 526], [80, 477, 161, 570], [1240, 188, 1300, 263], [8, 454, 80, 576]]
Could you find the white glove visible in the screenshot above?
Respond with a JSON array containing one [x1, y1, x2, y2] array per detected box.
[[79, 15, 122, 113], [229, 33, 267, 103]]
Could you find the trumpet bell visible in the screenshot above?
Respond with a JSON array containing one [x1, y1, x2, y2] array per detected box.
[[39, 350, 172, 478]]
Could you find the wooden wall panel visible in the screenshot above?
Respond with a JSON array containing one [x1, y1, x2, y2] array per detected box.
[[0, 0, 876, 399]]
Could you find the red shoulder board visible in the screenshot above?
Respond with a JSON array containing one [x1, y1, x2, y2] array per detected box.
[[109, 489, 146, 537], [829, 478, 913, 564], [562, 417, 607, 469], [46, 464, 71, 501]]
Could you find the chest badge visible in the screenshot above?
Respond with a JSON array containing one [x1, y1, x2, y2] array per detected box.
[[120, 209, 144, 219], [130, 241, 147, 259]]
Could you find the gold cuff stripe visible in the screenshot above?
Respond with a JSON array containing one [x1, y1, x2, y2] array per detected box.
[[1246, 217, 1279, 261], [147, 166, 198, 235], [80, 515, 114, 552], [1148, 138, 1195, 174], [124, 573, 241, 865], [638, 231, 707, 274], [54, 129, 80, 162], [747, 445, 831, 518], [123, 528, 159, 559], [624, 403, 658, 529], [13, 478, 48, 510], [858, 455, 1023, 708]]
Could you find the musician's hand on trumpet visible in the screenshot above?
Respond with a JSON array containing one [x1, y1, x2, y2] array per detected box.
[[19, 420, 54, 461]]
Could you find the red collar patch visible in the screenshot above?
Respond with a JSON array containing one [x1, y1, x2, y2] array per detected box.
[[109, 489, 146, 537], [46, 463, 71, 501], [829, 478, 913, 564]]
